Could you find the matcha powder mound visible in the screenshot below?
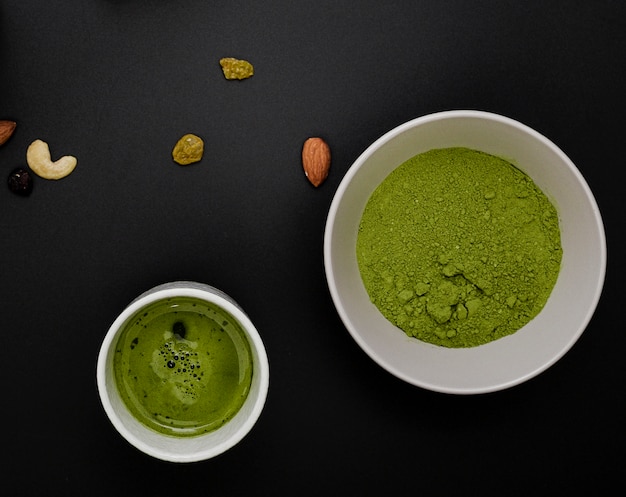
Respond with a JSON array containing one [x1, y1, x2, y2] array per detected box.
[[356, 147, 562, 348]]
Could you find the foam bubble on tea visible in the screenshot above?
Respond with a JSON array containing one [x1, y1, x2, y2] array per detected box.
[[113, 296, 253, 437]]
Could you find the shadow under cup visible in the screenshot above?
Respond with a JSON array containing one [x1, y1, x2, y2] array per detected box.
[[97, 282, 269, 463]]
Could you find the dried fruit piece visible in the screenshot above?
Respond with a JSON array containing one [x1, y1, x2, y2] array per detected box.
[[0, 120, 16, 146], [7, 167, 33, 196], [26, 139, 77, 180], [219, 57, 254, 80], [172, 134, 204, 165], [302, 137, 331, 187]]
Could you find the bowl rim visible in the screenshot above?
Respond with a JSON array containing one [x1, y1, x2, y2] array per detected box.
[[323, 110, 607, 394]]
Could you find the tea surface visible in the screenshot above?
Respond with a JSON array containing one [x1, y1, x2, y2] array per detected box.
[[114, 296, 253, 437]]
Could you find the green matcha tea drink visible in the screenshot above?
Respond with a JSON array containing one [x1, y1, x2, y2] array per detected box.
[[113, 296, 253, 437], [356, 147, 562, 348]]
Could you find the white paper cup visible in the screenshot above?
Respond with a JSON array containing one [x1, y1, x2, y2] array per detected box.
[[97, 281, 269, 462]]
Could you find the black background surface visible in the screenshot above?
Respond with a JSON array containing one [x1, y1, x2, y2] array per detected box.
[[1, 1, 624, 495]]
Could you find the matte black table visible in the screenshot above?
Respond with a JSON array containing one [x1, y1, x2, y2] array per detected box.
[[1, 1, 623, 495]]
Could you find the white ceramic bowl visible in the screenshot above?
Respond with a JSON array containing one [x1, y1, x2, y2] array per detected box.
[[96, 281, 269, 462], [324, 110, 606, 394]]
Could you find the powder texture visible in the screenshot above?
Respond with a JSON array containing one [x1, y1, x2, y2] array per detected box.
[[356, 147, 562, 347]]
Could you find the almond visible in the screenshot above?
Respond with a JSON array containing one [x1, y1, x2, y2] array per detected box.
[[302, 137, 331, 187], [0, 120, 16, 146]]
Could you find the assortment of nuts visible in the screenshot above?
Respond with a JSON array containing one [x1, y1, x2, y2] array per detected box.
[[2, 119, 80, 195], [4, 56, 332, 196]]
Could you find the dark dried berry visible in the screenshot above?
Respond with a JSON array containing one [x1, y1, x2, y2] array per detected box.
[[7, 168, 33, 196]]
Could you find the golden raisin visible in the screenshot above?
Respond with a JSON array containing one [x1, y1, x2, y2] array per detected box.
[[219, 57, 254, 80], [172, 134, 204, 165]]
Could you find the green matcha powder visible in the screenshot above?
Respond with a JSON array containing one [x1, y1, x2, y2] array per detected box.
[[356, 147, 562, 348]]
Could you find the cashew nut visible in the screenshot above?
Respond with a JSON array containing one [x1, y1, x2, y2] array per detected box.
[[26, 139, 77, 180]]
